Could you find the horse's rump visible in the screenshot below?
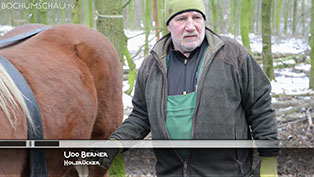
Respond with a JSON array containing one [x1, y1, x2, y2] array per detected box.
[[0, 24, 123, 177]]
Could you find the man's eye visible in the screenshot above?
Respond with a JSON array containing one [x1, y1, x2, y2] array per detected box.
[[177, 17, 186, 21]]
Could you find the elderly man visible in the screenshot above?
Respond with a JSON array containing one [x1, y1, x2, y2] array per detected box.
[[94, 0, 279, 176]]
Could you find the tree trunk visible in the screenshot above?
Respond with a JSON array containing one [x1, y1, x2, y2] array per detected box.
[[94, 1, 127, 174], [20, 3, 26, 20], [89, 0, 94, 28], [124, 44, 136, 95], [240, 0, 251, 52], [144, 0, 151, 56], [142, 0, 145, 28], [292, 0, 297, 34], [158, 0, 165, 35], [72, 0, 82, 24], [249, 0, 255, 33], [153, 0, 160, 40], [10, 7, 14, 26], [61, 8, 66, 24], [1, 5, 7, 25], [217, 0, 223, 33], [82, 0, 90, 25], [256, 0, 262, 34], [284, 0, 290, 35], [95, 0, 125, 65], [272, 0, 276, 31], [262, 0, 275, 80], [39, 0, 48, 25], [162, 0, 168, 36], [234, 1, 241, 36], [230, 0, 235, 34], [301, 0, 305, 35], [51, 8, 56, 25], [29, 0, 37, 23], [129, 0, 135, 29], [310, 0, 314, 89], [276, 0, 282, 34], [210, 0, 218, 32]]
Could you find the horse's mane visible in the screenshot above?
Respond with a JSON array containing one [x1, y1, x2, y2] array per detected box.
[[0, 63, 34, 131]]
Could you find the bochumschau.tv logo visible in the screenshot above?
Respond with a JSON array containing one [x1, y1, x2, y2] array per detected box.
[[1, 2, 75, 10]]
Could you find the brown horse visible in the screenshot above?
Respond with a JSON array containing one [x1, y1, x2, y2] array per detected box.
[[0, 24, 123, 177]]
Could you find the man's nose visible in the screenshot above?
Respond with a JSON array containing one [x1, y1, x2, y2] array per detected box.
[[185, 18, 196, 31]]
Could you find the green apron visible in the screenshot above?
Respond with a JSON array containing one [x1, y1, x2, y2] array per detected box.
[[166, 92, 197, 159], [165, 46, 206, 160]]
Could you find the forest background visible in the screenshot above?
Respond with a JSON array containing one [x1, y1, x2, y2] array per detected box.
[[1, 0, 314, 176], [1, 0, 314, 94]]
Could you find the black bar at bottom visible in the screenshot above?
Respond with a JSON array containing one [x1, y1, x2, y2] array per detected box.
[[0, 141, 26, 146], [35, 141, 59, 147]]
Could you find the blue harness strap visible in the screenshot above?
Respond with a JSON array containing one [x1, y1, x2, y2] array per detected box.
[[0, 26, 51, 48], [0, 56, 47, 176]]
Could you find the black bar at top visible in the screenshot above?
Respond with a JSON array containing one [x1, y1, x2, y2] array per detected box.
[[0, 141, 26, 146], [35, 141, 59, 147]]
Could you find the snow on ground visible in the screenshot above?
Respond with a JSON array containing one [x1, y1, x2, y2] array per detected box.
[[224, 33, 311, 54]]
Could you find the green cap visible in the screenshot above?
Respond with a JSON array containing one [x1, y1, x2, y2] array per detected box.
[[165, 0, 206, 25]]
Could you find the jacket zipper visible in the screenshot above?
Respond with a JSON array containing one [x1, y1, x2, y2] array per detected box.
[[151, 52, 171, 139], [183, 161, 188, 177], [190, 44, 223, 139], [183, 59, 187, 95], [151, 52, 189, 175], [151, 41, 224, 176]]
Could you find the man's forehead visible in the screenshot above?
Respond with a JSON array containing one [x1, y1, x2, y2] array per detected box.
[[174, 11, 203, 18]]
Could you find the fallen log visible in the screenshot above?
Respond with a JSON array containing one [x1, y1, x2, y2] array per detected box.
[[273, 100, 306, 110], [254, 53, 306, 62], [272, 92, 314, 98], [275, 101, 314, 116], [278, 116, 313, 125]]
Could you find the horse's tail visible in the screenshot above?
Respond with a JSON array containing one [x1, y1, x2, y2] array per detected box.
[[0, 63, 34, 131]]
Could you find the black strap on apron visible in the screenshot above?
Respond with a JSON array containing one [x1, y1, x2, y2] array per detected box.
[[0, 27, 49, 177]]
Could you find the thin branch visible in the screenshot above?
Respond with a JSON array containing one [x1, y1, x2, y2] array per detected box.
[[127, 31, 146, 40], [130, 32, 159, 60], [122, 0, 133, 9], [126, 26, 165, 40]]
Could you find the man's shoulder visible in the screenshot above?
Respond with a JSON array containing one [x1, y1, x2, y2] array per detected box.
[[213, 35, 249, 71], [219, 36, 248, 52], [138, 54, 158, 76]]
